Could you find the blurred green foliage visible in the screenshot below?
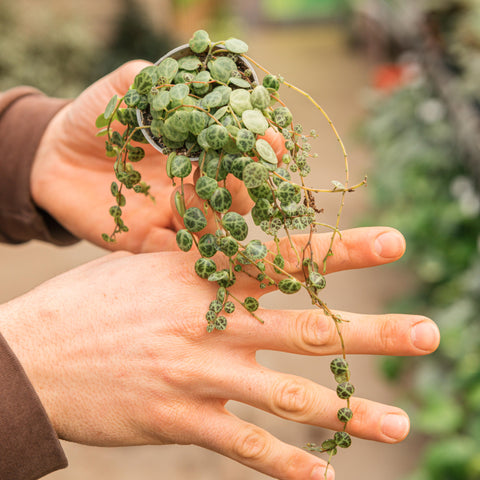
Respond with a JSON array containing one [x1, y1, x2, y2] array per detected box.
[[364, 76, 480, 480], [0, 2, 98, 97], [0, 0, 175, 96], [92, 0, 175, 81], [361, 2, 480, 478]]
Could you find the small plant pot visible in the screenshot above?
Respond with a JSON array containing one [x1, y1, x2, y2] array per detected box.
[[137, 44, 259, 160]]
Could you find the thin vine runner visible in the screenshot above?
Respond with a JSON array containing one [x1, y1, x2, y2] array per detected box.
[[96, 29, 366, 478]]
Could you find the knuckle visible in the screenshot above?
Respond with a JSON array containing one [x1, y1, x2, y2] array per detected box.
[[271, 377, 314, 419], [232, 425, 271, 461], [378, 316, 403, 352], [348, 399, 370, 431], [277, 239, 302, 272], [293, 311, 336, 351]]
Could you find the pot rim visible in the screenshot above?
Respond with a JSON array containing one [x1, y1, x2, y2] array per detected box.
[[136, 44, 259, 161]]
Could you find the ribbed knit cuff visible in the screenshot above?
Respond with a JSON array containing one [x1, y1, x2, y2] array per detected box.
[[0, 87, 79, 245], [0, 332, 68, 480]]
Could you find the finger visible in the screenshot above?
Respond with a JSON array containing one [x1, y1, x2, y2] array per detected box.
[[170, 178, 254, 234], [235, 227, 406, 291], [276, 227, 405, 275], [138, 226, 179, 253], [197, 408, 334, 480], [222, 366, 410, 444], [224, 309, 440, 357]]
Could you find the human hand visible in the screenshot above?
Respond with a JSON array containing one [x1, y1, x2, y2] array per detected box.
[[0, 227, 439, 480], [30, 61, 286, 253]]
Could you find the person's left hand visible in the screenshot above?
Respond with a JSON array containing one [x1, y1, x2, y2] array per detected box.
[[31, 61, 286, 253]]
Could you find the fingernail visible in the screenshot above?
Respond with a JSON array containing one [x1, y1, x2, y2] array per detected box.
[[381, 414, 410, 441], [311, 465, 334, 480], [411, 321, 440, 352], [374, 231, 405, 258]]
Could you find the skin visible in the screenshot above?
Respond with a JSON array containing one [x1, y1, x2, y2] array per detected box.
[[0, 228, 440, 480], [2, 62, 440, 479], [30, 60, 285, 253]]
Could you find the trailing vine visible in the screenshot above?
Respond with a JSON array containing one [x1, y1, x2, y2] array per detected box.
[[96, 29, 366, 477]]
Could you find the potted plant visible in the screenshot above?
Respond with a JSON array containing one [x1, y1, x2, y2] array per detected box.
[[96, 29, 366, 477]]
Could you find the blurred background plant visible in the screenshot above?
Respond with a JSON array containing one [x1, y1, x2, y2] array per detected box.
[[353, 0, 480, 478]]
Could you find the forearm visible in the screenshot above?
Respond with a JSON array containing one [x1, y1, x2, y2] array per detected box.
[[0, 88, 78, 245], [0, 301, 67, 480]]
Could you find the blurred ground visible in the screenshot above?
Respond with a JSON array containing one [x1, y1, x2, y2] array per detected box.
[[0, 23, 420, 480]]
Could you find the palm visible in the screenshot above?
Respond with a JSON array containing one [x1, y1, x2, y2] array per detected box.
[[33, 60, 264, 252]]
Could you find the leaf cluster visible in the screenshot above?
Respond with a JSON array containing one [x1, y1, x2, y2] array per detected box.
[[97, 29, 361, 477]]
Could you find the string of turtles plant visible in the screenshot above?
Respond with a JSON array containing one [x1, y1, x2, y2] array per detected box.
[[96, 29, 366, 478]]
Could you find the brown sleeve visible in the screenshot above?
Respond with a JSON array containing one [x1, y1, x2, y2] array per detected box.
[[0, 87, 79, 245], [0, 332, 68, 479]]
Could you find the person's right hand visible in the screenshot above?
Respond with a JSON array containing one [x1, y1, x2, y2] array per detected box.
[[0, 227, 440, 480]]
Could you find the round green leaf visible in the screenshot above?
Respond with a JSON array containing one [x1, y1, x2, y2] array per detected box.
[[242, 162, 268, 188], [225, 38, 248, 54], [170, 84, 190, 102], [127, 146, 145, 162], [133, 72, 153, 95], [198, 233, 218, 258], [157, 57, 179, 84], [205, 124, 229, 150], [151, 90, 170, 111], [189, 29, 210, 53], [229, 77, 251, 88], [243, 296, 259, 312], [202, 85, 231, 109], [242, 110, 268, 135], [272, 106, 293, 128], [218, 236, 238, 257], [208, 56, 237, 83], [140, 65, 160, 85], [195, 258, 216, 279], [195, 176, 218, 199], [166, 110, 189, 133], [231, 156, 253, 179], [124, 89, 141, 107], [176, 229, 193, 252], [263, 74, 280, 91], [277, 181, 299, 203], [178, 55, 202, 71], [255, 138, 278, 164], [183, 207, 207, 232], [222, 212, 248, 241], [170, 155, 192, 178], [203, 152, 228, 181], [245, 239, 268, 260], [272, 167, 291, 186], [197, 129, 210, 150], [278, 278, 302, 294], [189, 110, 209, 135], [209, 187, 232, 213], [251, 198, 272, 224], [229, 89, 252, 115], [251, 85, 271, 110], [192, 70, 211, 94], [236, 128, 255, 152], [309, 272, 326, 289]]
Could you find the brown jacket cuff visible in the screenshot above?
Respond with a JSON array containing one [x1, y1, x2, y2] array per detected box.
[[0, 87, 79, 245], [0, 332, 68, 479]]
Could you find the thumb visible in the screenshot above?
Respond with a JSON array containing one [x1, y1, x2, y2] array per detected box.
[[107, 59, 154, 95]]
